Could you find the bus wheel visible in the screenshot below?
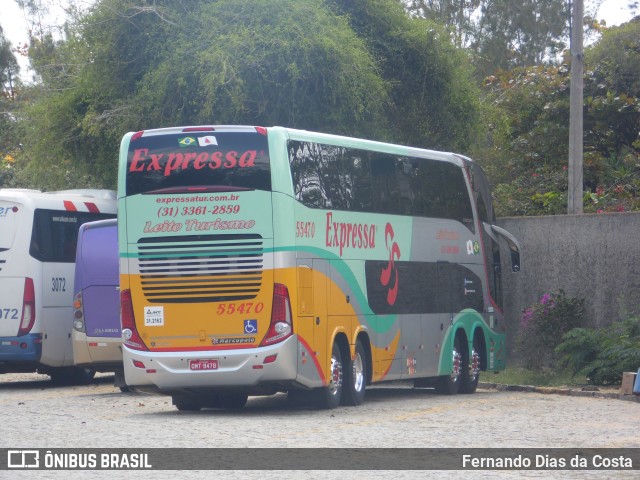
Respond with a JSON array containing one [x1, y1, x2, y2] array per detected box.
[[172, 396, 202, 411], [50, 367, 95, 386], [218, 393, 248, 410], [315, 342, 343, 409], [460, 344, 480, 394], [342, 339, 366, 406], [435, 336, 463, 395]]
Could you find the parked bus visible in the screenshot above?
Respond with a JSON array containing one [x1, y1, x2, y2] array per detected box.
[[0, 189, 117, 383], [117, 126, 521, 410], [71, 218, 126, 387]]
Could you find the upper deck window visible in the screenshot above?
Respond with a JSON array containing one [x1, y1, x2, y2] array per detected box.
[[288, 140, 474, 231]]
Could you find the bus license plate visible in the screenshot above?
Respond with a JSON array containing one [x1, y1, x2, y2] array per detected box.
[[189, 359, 219, 371]]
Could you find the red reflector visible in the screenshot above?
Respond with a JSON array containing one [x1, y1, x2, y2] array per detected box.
[[182, 127, 215, 132], [131, 131, 144, 141], [84, 202, 99, 213], [252, 365, 264, 370], [89, 342, 98, 347], [145, 369, 156, 374], [133, 360, 145, 369], [10, 341, 18, 346], [20, 343, 28, 349], [263, 354, 278, 364], [63, 200, 78, 211]]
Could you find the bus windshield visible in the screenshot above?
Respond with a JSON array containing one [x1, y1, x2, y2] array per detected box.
[[126, 130, 271, 196]]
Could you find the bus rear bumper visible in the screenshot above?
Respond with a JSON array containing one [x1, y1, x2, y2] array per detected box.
[[71, 331, 123, 367], [0, 333, 43, 363], [123, 335, 299, 392]]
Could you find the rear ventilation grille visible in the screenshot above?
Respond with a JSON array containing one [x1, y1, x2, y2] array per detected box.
[[137, 234, 263, 303]]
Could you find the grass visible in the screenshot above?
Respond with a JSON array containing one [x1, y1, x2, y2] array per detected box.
[[482, 367, 592, 388]]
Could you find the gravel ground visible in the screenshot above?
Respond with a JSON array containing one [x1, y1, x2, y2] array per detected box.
[[1, 372, 638, 480]]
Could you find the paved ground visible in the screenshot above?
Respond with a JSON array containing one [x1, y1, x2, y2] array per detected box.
[[1, 373, 638, 480]]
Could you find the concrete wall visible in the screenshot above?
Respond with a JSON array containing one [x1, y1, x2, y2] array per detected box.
[[496, 212, 640, 354]]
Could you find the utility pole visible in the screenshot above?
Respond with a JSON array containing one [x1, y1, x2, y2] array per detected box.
[[568, 0, 584, 214]]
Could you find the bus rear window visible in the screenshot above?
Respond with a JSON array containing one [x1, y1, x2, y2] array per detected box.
[[30, 209, 115, 263], [126, 131, 271, 196]]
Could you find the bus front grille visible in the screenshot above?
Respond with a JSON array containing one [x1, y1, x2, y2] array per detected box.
[[136, 234, 263, 303]]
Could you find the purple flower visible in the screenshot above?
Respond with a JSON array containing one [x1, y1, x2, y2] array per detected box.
[[540, 293, 551, 305], [520, 307, 534, 328]]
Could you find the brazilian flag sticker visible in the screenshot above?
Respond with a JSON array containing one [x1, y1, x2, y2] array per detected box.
[[178, 136, 197, 147]]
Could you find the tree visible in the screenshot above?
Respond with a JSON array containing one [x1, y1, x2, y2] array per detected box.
[[327, 0, 481, 151], [474, 19, 640, 216], [14, 0, 392, 189], [403, 0, 570, 79], [0, 26, 20, 100], [403, 0, 481, 48], [14, 0, 483, 189], [474, 0, 568, 78], [0, 25, 21, 187]]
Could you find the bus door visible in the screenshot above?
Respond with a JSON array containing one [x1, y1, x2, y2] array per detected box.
[[295, 258, 328, 385]]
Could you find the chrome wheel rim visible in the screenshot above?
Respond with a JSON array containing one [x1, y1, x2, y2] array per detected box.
[[329, 353, 342, 396], [451, 345, 461, 382], [469, 348, 480, 381], [352, 352, 364, 393]]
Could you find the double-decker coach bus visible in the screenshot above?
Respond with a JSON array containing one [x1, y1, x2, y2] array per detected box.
[[117, 126, 521, 410], [0, 189, 117, 383]]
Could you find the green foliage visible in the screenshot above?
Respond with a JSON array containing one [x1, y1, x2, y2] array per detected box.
[[556, 317, 640, 386], [403, 0, 569, 79], [493, 367, 588, 387], [324, 0, 482, 151], [515, 290, 585, 370], [0, 26, 20, 97], [473, 0, 568, 78], [0, 26, 23, 188], [475, 34, 640, 216], [9, 0, 483, 189]]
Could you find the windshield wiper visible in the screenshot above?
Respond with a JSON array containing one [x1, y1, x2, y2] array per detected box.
[[144, 185, 254, 194]]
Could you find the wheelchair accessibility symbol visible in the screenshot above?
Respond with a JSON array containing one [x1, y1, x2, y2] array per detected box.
[[244, 319, 258, 334]]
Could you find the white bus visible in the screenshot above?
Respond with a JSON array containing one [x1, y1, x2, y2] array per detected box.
[[0, 189, 117, 383]]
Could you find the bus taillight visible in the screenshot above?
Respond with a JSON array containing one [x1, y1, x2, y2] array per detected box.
[[18, 277, 36, 336], [260, 283, 293, 347], [120, 289, 148, 351], [73, 292, 86, 332]]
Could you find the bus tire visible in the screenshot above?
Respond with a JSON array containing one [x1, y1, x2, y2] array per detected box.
[[50, 367, 95, 386], [314, 342, 343, 409], [173, 396, 202, 411], [219, 393, 248, 410], [342, 339, 366, 406], [435, 335, 463, 395]]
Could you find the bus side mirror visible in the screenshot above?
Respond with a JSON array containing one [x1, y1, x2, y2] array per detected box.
[[510, 250, 520, 273], [490, 224, 522, 273]]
